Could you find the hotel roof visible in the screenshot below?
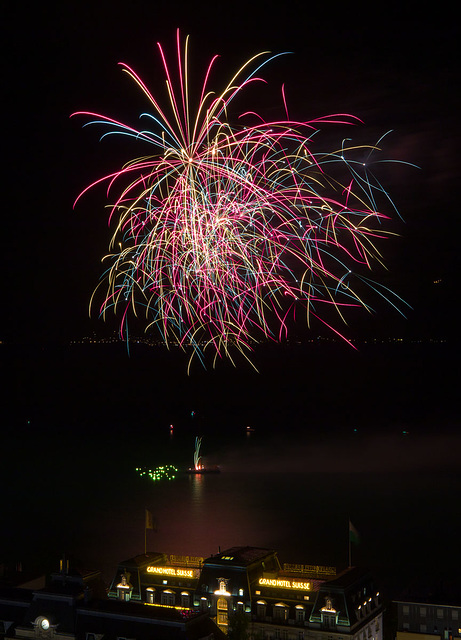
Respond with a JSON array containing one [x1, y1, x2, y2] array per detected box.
[[203, 546, 277, 567]]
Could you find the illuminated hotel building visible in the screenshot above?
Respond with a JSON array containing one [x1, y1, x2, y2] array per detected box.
[[108, 546, 383, 640]]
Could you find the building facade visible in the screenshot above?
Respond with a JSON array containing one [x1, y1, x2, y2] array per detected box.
[[0, 558, 223, 640], [108, 546, 383, 640], [394, 599, 460, 640]]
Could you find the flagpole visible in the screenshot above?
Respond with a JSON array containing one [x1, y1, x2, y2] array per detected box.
[[145, 509, 155, 554], [348, 519, 351, 567], [348, 519, 360, 567], [349, 530, 351, 567]]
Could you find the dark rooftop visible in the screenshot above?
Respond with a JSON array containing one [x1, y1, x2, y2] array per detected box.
[[204, 546, 276, 567], [395, 579, 461, 607], [319, 566, 373, 589]]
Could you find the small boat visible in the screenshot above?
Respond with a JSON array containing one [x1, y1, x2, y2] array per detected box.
[[186, 465, 220, 474], [185, 437, 220, 474]]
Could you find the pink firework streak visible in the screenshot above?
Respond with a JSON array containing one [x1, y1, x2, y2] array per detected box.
[[72, 30, 410, 370]]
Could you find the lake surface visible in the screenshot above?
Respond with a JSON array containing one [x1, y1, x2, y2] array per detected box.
[[1, 340, 459, 600]]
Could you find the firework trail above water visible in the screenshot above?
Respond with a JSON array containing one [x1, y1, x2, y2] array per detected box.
[[73, 30, 410, 370]]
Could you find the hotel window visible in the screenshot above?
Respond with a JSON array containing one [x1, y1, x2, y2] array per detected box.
[[161, 590, 175, 606], [437, 609, 444, 619], [420, 608, 427, 617], [323, 615, 335, 629], [239, 589, 244, 596], [146, 588, 155, 604], [181, 592, 190, 608], [420, 625, 427, 633], [200, 597, 208, 611], [118, 588, 130, 602], [274, 604, 288, 622], [217, 598, 228, 626], [257, 601, 267, 618], [218, 598, 227, 610], [403, 606, 409, 615], [452, 611, 459, 620], [237, 602, 245, 614], [296, 607, 305, 623], [218, 612, 228, 625]]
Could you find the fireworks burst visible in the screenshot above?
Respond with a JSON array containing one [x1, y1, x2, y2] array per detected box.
[[73, 30, 410, 370]]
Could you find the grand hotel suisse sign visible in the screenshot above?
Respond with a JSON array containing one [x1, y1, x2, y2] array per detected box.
[[259, 578, 311, 590], [146, 566, 198, 578]]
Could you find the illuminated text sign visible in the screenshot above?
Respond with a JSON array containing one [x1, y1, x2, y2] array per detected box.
[[147, 566, 195, 578], [259, 578, 310, 590]]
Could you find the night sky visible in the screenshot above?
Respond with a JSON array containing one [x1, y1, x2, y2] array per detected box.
[[3, 2, 459, 345], [1, 2, 460, 590]]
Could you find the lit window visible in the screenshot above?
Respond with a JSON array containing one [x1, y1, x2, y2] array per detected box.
[[117, 588, 130, 602], [217, 597, 228, 612], [218, 613, 228, 624]]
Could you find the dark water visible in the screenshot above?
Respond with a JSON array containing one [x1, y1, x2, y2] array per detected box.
[[1, 341, 460, 600]]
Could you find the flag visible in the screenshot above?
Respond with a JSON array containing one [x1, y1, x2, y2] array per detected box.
[[145, 509, 154, 531], [349, 520, 360, 545]]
